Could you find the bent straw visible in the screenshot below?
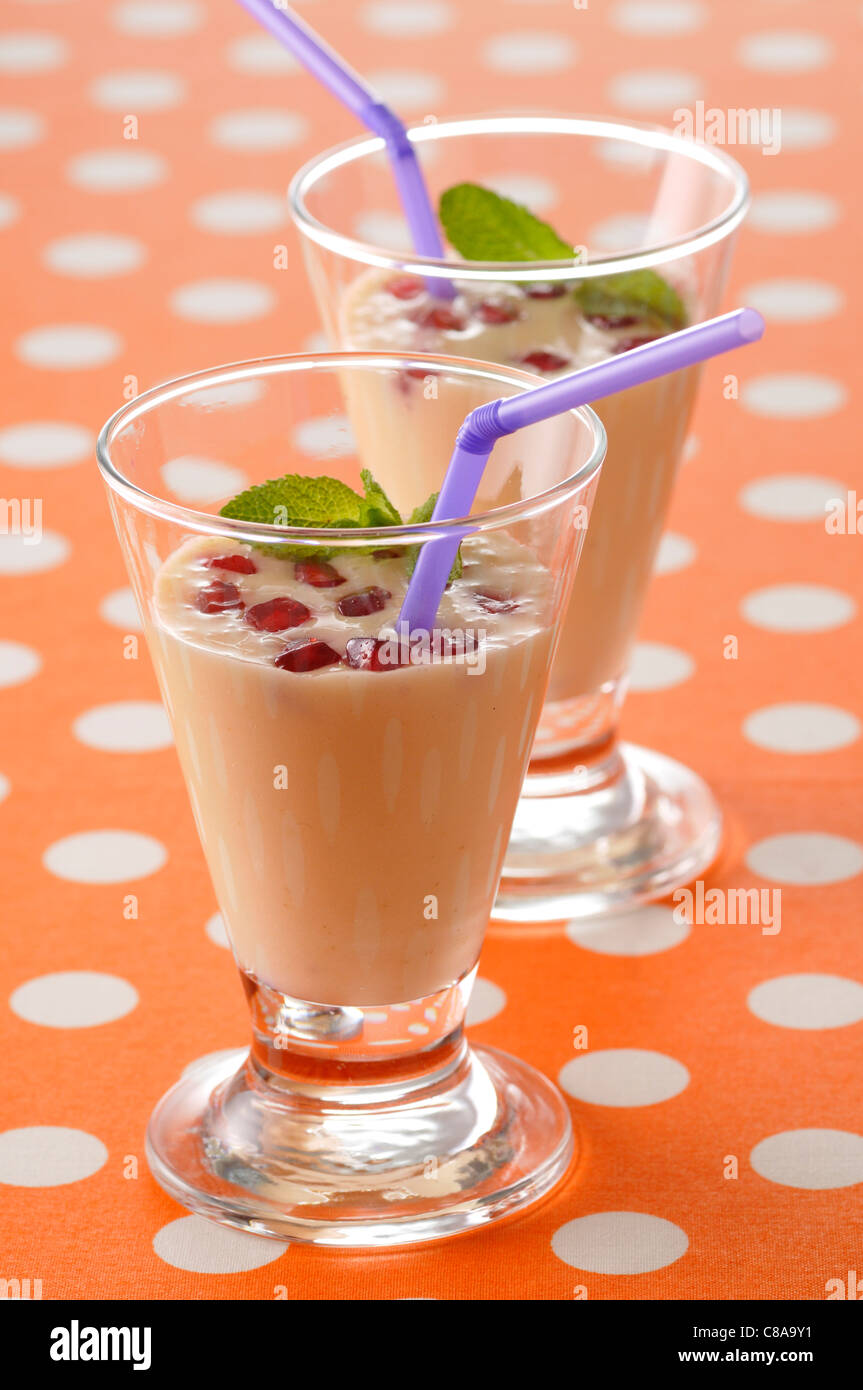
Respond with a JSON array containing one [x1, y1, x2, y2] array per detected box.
[[236, 0, 455, 297], [399, 307, 765, 633]]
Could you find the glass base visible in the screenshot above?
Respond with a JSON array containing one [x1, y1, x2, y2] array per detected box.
[[495, 741, 722, 923], [146, 1041, 574, 1248]]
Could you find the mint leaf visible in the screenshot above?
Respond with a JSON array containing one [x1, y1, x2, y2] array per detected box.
[[439, 182, 575, 262], [406, 493, 462, 584], [360, 469, 402, 528], [221, 473, 371, 558], [575, 269, 686, 330]]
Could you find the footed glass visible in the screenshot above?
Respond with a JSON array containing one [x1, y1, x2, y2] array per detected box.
[[96, 352, 605, 1246]]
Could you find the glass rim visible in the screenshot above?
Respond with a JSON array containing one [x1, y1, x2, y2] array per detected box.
[[96, 351, 607, 547], [288, 111, 750, 281]]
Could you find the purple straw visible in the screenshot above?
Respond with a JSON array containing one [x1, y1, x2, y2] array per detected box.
[[400, 307, 765, 633], [236, 0, 455, 298]]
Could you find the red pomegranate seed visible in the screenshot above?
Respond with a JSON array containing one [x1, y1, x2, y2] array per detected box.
[[195, 580, 243, 614], [275, 638, 342, 673], [245, 596, 310, 632], [413, 304, 465, 332], [371, 547, 404, 560], [475, 298, 520, 325], [344, 636, 404, 672], [294, 559, 345, 588], [204, 553, 257, 574], [524, 283, 567, 300], [475, 590, 519, 615], [337, 586, 391, 618], [519, 349, 571, 373], [585, 312, 641, 331], [386, 274, 423, 300], [613, 334, 660, 355]]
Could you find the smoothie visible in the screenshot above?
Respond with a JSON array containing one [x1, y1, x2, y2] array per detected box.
[[153, 529, 552, 1004]]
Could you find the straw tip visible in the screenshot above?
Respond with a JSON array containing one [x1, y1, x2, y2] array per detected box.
[[738, 307, 765, 343]]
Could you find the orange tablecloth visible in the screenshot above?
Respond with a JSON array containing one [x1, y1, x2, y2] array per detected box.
[[1, 0, 860, 1300]]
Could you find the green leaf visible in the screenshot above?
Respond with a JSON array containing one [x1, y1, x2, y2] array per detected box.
[[406, 492, 462, 584], [574, 269, 686, 330], [221, 473, 370, 559], [360, 469, 402, 528], [439, 182, 575, 263]]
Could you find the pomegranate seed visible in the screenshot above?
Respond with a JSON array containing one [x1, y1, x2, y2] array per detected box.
[[371, 547, 404, 560], [475, 298, 520, 325], [524, 283, 567, 300], [435, 628, 479, 658], [294, 559, 345, 588], [245, 596, 310, 632], [519, 349, 571, 373], [614, 334, 660, 355], [344, 636, 404, 672], [585, 312, 641, 331], [275, 638, 342, 673], [386, 274, 423, 300], [337, 586, 391, 618], [204, 553, 257, 574], [195, 580, 243, 614], [475, 590, 519, 615], [413, 304, 465, 332]]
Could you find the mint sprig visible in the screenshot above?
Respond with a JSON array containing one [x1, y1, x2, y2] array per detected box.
[[575, 269, 686, 331], [406, 493, 462, 584], [439, 182, 575, 262]]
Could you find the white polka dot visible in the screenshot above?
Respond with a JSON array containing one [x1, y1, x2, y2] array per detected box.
[[739, 31, 833, 74], [559, 1049, 689, 1107], [0, 193, 19, 229], [628, 641, 694, 692], [0, 530, 69, 574], [205, 911, 230, 948], [776, 108, 837, 152], [303, 330, 330, 353], [66, 148, 167, 193], [90, 70, 184, 111], [482, 31, 576, 74], [0, 1126, 107, 1187], [608, 69, 700, 112], [743, 703, 859, 755], [595, 137, 657, 172], [746, 833, 863, 885], [0, 421, 91, 468], [590, 212, 649, 253], [209, 109, 308, 152], [742, 278, 843, 325], [0, 107, 43, 148], [153, 1214, 288, 1272], [43, 232, 146, 279], [486, 173, 557, 213], [99, 586, 143, 631], [73, 701, 172, 753], [170, 278, 275, 324], [0, 640, 41, 688], [367, 70, 445, 110], [0, 31, 66, 73], [43, 830, 167, 884], [567, 905, 691, 955], [751, 1130, 863, 1190], [552, 1211, 688, 1273], [748, 974, 863, 1031], [293, 414, 355, 459], [186, 379, 265, 411], [682, 436, 699, 463], [10, 971, 138, 1028], [741, 584, 855, 633], [362, 1, 453, 36], [0, 773, 8, 806], [182, 1049, 242, 1079], [353, 210, 412, 251], [112, 1, 202, 38], [15, 323, 121, 370], [653, 532, 696, 575], [227, 33, 299, 73], [191, 190, 285, 235], [739, 473, 846, 522], [161, 455, 247, 502], [611, 1, 705, 36], [466, 977, 506, 1025], [749, 190, 839, 236], [742, 374, 846, 420]]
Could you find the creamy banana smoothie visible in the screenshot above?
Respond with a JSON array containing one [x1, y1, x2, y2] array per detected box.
[[153, 523, 552, 1005]]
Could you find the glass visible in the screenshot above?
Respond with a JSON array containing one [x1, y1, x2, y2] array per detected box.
[[289, 113, 749, 921], [97, 352, 605, 1246]]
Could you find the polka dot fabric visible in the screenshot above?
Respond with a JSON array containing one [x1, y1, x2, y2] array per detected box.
[[0, 0, 860, 1299]]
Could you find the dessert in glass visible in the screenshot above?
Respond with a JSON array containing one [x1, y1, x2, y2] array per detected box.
[[96, 352, 605, 1246], [289, 114, 749, 920]]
